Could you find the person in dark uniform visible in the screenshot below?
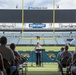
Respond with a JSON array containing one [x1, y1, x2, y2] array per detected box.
[[34, 42, 42, 66]]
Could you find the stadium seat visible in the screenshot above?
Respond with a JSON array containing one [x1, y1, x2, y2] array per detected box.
[[9, 37, 19, 44], [43, 32, 53, 37], [23, 32, 32, 37], [71, 32, 76, 37], [62, 32, 70, 37], [18, 38, 31, 45], [5, 32, 12, 37], [0, 32, 4, 37], [44, 39, 57, 45], [55, 37, 65, 45]]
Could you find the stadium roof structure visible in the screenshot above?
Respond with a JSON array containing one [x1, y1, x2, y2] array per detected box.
[[0, 9, 76, 23]]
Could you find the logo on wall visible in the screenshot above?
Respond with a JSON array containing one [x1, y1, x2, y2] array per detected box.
[[22, 53, 30, 58], [29, 24, 46, 28], [47, 53, 56, 60]]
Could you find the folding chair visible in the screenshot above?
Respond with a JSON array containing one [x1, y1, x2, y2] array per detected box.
[[19, 62, 28, 75], [58, 56, 71, 75], [66, 57, 72, 75], [70, 59, 76, 75]]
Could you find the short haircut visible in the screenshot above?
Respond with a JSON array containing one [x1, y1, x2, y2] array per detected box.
[[1, 36, 7, 45], [65, 45, 69, 50], [61, 47, 64, 51], [10, 43, 16, 50], [37, 42, 39, 45]]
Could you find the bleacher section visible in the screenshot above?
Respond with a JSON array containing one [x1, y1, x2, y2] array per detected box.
[[55, 37, 65, 45], [54, 32, 63, 37], [5, 32, 21, 37], [0, 32, 4, 37], [18, 38, 31, 45], [12, 32, 21, 37], [31, 40, 44, 45], [23, 32, 32, 37], [71, 32, 76, 37], [5, 32, 12, 37], [45, 39, 57, 45], [9, 37, 19, 44], [62, 32, 70, 37], [43, 33, 53, 37], [0, 32, 76, 45]]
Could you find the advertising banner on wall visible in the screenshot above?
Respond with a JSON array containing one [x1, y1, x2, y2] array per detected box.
[[24, 23, 52, 29], [18, 51, 74, 62]]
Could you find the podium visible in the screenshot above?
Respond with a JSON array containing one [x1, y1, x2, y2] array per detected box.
[[36, 49, 45, 66]]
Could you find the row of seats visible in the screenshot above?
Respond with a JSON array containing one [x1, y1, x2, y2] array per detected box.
[[0, 32, 76, 45], [6, 37, 66, 45], [0, 32, 76, 37]]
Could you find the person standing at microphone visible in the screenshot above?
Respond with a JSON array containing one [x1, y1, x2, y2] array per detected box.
[[34, 42, 42, 66]]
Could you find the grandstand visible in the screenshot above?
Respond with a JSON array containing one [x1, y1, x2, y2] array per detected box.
[[0, 31, 76, 46]]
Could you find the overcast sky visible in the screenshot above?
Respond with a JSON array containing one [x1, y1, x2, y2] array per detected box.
[[0, 0, 76, 9]]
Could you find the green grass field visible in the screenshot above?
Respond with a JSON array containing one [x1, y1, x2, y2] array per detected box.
[[27, 63, 58, 75], [16, 46, 75, 51], [17, 46, 74, 75], [20, 63, 59, 75], [21, 62, 68, 75]]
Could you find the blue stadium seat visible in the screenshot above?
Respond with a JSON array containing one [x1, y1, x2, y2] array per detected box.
[[12, 32, 21, 37], [54, 32, 63, 37], [55, 37, 65, 44], [43, 33, 53, 37], [23, 32, 32, 37], [0, 32, 4, 37], [5, 32, 12, 37], [62, 32, 70, 37], [71, 32, 76, 37], [32, 32, 43, 37], [44, 39, 57, 45], [18, 38, 31, 45], [9, 37, 19, 44], [31, 40, 38, 45]]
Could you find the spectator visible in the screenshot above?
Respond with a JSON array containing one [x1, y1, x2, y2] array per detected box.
[[72, 48, 76, 61], [70, 48, 76, 75], [60, 45, 72, 60], [0, 36, 15, 75], [56, 47, 64, 72], [0, 53, 6, 75], [71, 67, 76, 75], [10, 43, 21, 75], [56, 47, 64, 61], [10, 43, 27, 75], [59, 45, 72, 75]]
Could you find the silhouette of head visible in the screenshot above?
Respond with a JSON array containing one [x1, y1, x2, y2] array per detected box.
[[65, 45, 69, 51], [1, 36, 7, 45], [61, 47, 64, 51], [10, 43, 16, 51]]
